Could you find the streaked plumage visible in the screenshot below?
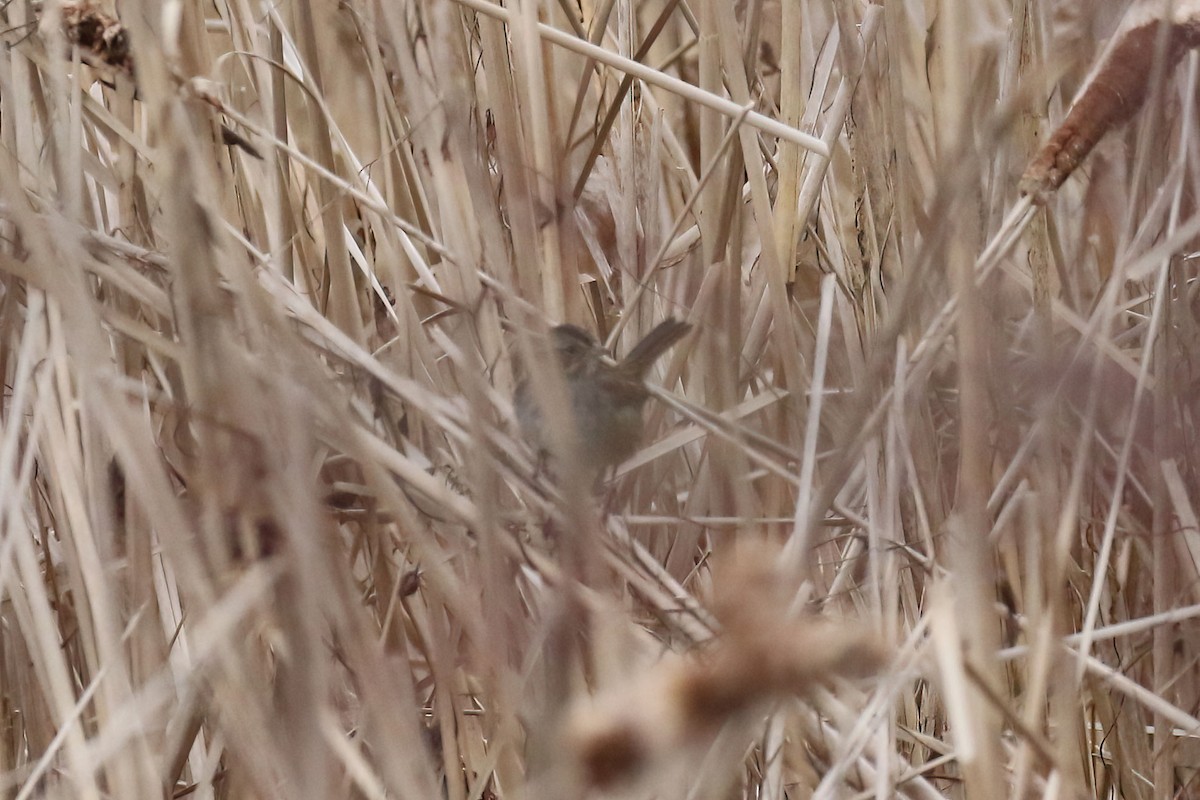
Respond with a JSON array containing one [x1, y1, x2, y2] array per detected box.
[[515, 319, 691, 474]]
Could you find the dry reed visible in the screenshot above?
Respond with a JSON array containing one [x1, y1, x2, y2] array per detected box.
[[1, 0, 1198, 798]]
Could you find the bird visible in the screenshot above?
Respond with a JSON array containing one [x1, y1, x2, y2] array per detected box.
[[515, 318, 692, 478]]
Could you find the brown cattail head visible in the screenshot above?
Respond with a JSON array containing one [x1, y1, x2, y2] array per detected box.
[[566, 542, 887, 789], [1021, 6, 1200, 202]]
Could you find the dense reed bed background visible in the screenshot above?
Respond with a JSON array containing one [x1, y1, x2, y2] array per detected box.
[[2, 0, 1199, 797]]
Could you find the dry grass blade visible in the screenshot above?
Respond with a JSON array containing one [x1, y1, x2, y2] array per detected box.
[[3, 1, 1200, 798]]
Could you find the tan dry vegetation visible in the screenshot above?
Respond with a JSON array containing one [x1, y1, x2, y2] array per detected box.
[[1, 0, 1199, 797]]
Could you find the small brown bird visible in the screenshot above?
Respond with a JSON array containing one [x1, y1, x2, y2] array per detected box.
[[515, 319, 692, 476]]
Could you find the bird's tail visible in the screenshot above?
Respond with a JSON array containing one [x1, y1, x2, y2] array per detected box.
[[620, 318, 692, 379]]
